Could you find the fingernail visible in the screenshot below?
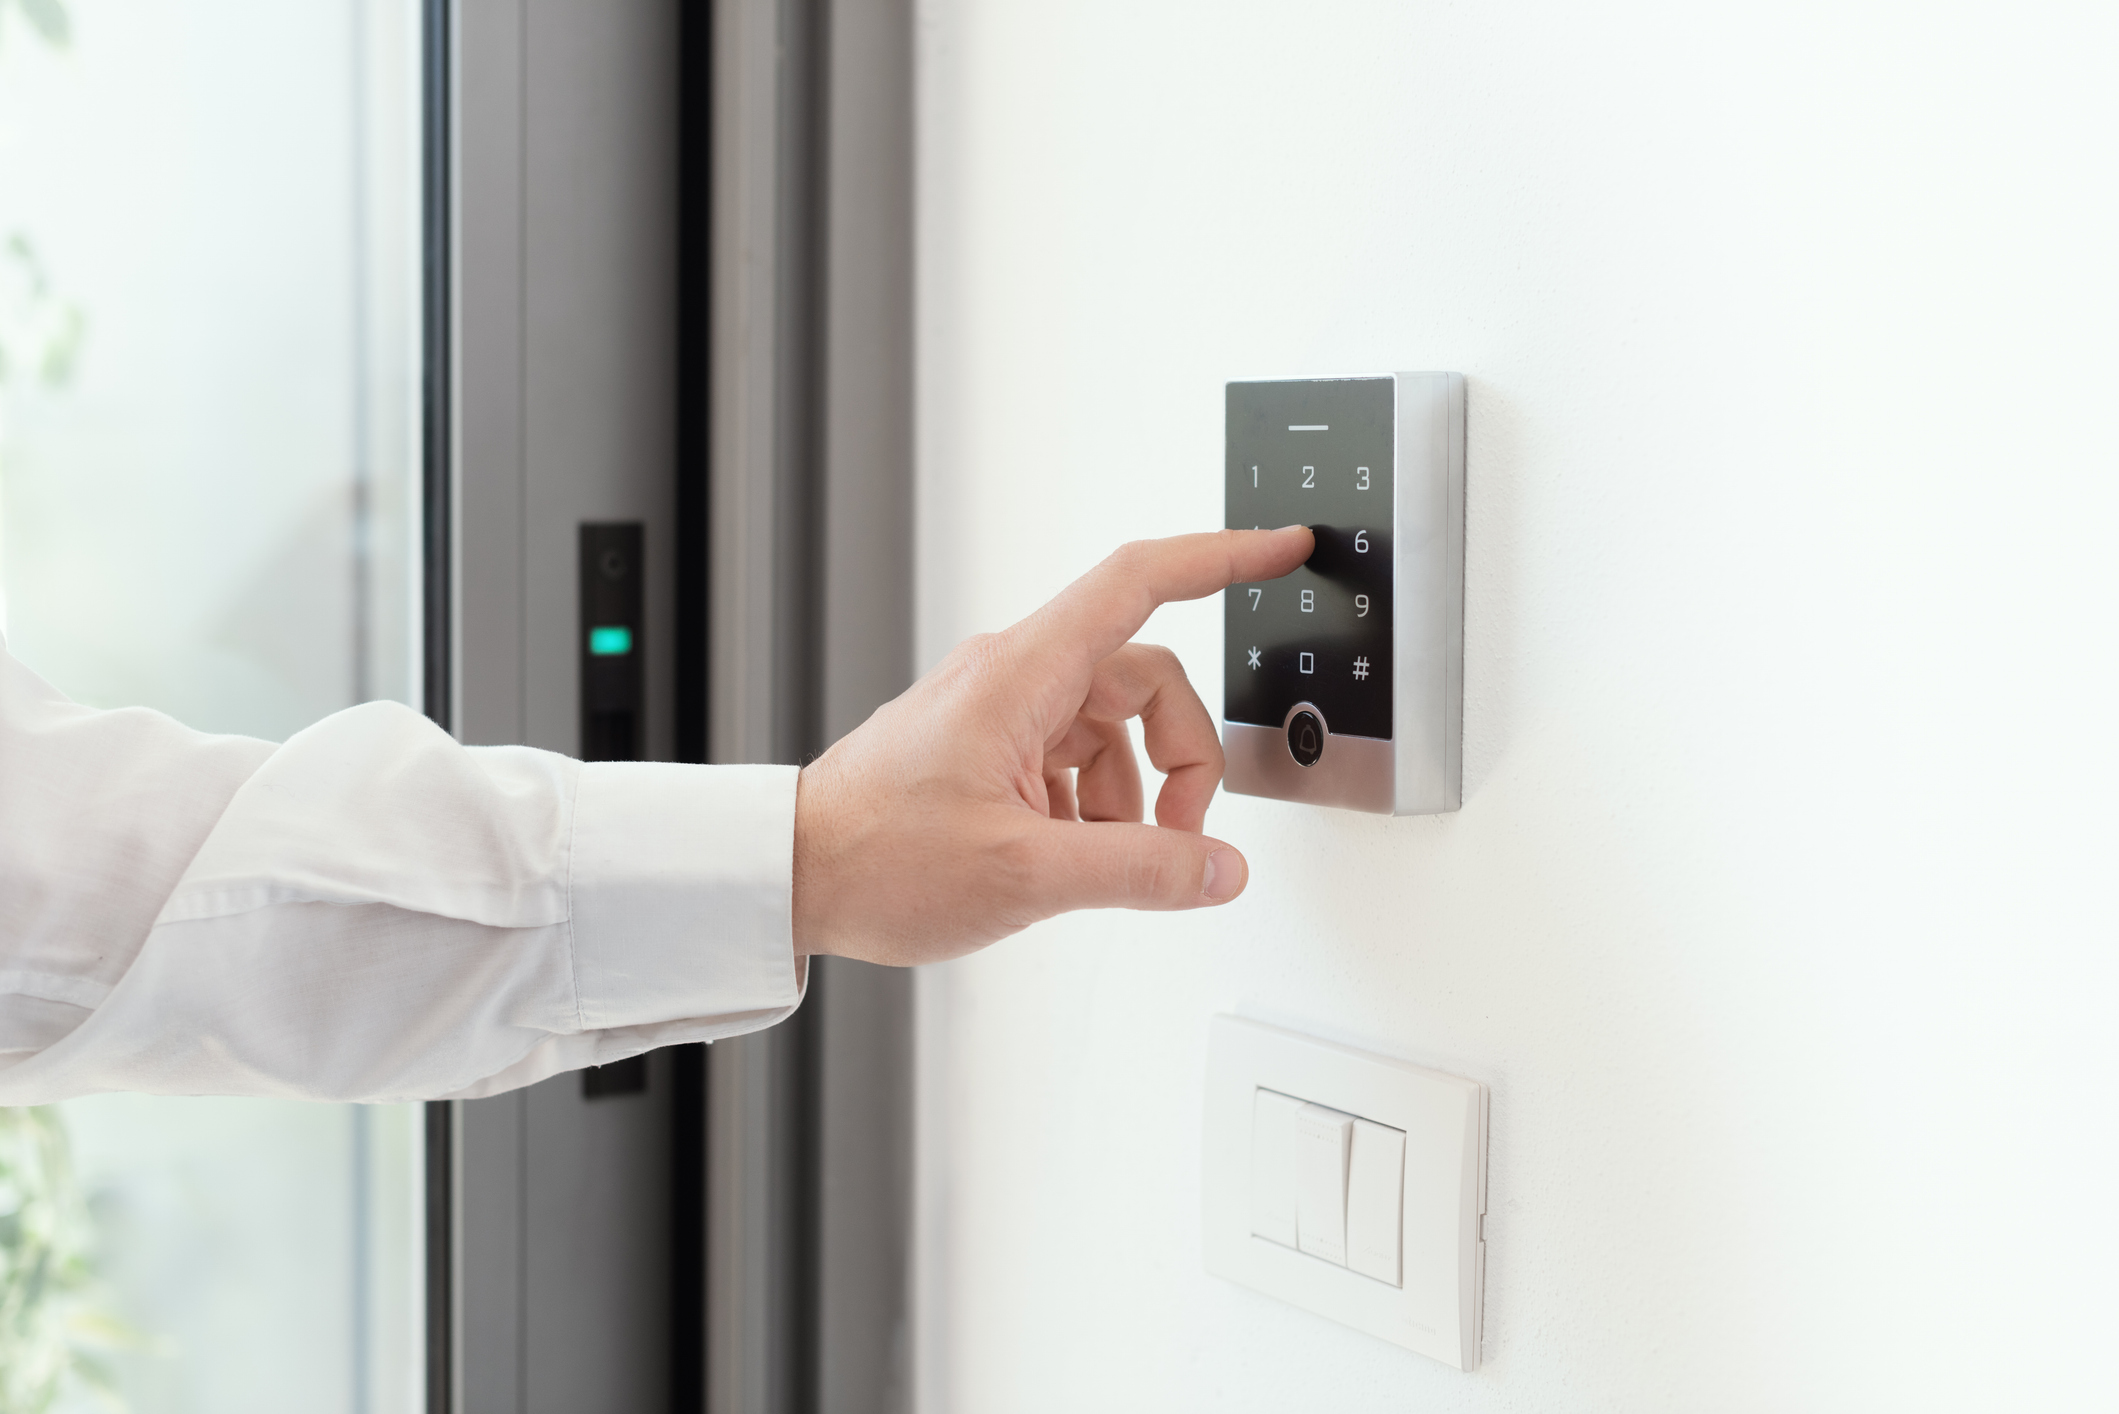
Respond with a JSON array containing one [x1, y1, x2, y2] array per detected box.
[[1275, 524, 1306, 533], [1202, 848, 1246, 902]]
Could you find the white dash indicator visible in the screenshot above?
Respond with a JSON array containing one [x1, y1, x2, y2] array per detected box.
[[1288, 424, 1328, 431]]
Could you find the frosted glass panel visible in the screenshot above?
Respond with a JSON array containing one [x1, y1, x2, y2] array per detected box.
[[0, 0, 422, 734], [0, 3, 427, 1411], [56, 1098, 425, 1414]]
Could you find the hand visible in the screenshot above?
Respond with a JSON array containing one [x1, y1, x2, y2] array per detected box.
[[792, 526, 1315, 965]]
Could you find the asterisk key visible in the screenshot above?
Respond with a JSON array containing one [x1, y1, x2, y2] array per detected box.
[[1246, 646, 1262, 670]]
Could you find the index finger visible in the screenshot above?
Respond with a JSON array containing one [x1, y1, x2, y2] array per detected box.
[[1017, 527, 1314, 672]]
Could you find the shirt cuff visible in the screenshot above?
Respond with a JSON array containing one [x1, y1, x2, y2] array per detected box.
[[565, 761, 802, 1032]]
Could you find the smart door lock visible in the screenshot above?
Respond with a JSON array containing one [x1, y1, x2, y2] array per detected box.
[[580, 522, 643, 763], [1222, 374, 1464, 815]]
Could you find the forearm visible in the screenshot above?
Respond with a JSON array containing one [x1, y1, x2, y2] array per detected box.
[[1, 642, 803, 1103]]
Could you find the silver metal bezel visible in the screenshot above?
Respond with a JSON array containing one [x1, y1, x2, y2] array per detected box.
[[1223, 700, 1395, 814], [1389, 371, 1465, 814]]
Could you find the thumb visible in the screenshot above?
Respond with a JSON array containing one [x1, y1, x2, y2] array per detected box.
[[1024, 818, 1250, 916]]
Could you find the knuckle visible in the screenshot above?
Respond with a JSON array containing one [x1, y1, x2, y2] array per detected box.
[[1137, 643, 1185, 680], [945, 632, 1008, 681], [1129, 846, 1190, 902], [1102, 539, 1160, 592], [1107, 538, 1152, 569], [991, 828, 1052, 904]]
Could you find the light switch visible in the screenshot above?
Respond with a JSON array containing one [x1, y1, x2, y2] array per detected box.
[[1250, 1089, 1302, 1247], [1294, 1102, 1355, 1266], [1203, 1016, 1487, 1371], [1346, 1118, 1405, 1286]]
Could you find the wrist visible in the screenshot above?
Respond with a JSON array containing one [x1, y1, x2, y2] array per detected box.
[[791, 761, 841, 958]]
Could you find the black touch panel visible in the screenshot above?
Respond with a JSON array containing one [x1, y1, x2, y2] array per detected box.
[[580, 522, 644, 762], [1225, 378, 1394, 739]]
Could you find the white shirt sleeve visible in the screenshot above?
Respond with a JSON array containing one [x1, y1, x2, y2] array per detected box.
[[0, 637, 805, 1105]]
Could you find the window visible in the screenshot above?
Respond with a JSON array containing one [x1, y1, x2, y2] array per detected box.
[[0, 2, 426, 1408]]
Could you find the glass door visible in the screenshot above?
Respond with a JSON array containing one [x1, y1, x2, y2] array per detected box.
[[0, 2, 427, 1409]]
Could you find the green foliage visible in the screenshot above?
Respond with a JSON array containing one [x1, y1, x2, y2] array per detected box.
[[0, 1107, 133, 1414], [0, 0, 88, 392], [0, 0, 71, 50], [0, 233, 86, 391]]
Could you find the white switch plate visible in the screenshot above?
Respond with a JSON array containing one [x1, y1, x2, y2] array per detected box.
[[1203, 1016, 1488, 1370]]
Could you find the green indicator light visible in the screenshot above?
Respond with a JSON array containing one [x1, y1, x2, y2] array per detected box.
[[588, 625, 633, 656]]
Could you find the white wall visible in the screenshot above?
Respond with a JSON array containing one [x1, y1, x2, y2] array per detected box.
[[912, 3, 2117, 1410]]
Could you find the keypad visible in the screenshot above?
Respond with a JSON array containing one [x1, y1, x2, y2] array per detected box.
[[1225, 377, 1394, 740]]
